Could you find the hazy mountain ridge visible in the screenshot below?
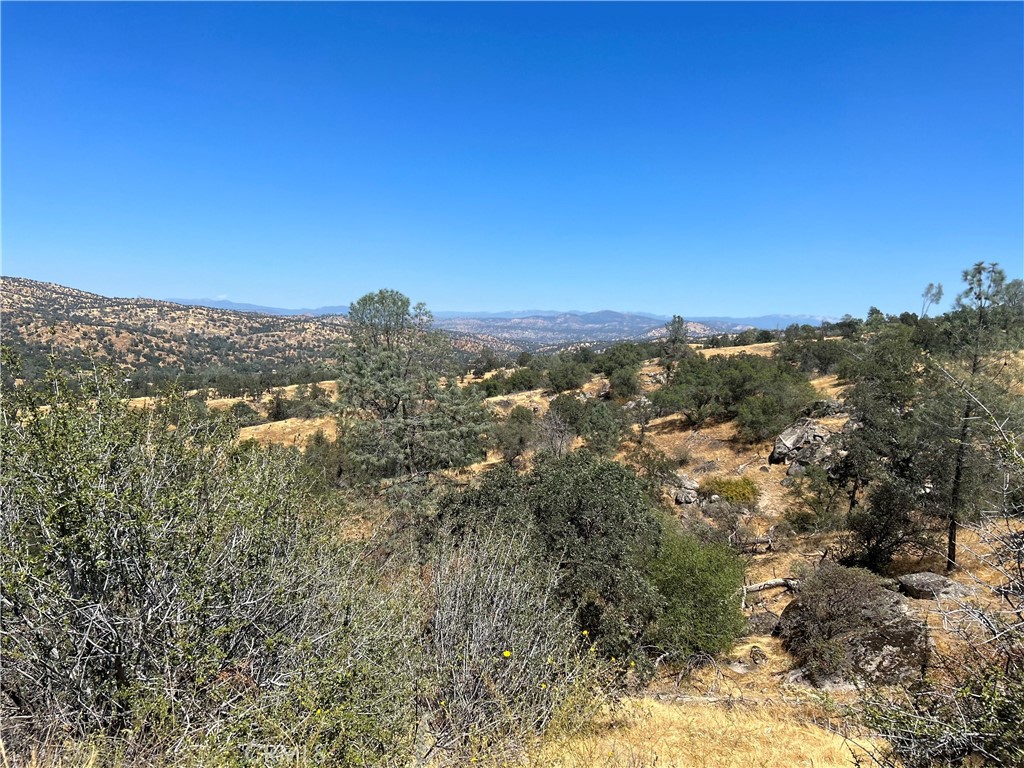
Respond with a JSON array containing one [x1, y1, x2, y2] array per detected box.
[[690, 314, 839, 330], [166, 298, 350, 316], [435, 312, 672, 345], [1, 277, 520, 376], [4, 278, 839, 375], [2, 277, 350, 374], [166, 296, 835, 342]]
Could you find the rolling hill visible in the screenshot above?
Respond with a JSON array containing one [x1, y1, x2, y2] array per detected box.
[[1, 277, 515, 380]]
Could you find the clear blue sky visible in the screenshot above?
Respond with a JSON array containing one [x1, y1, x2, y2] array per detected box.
[[3, 2, 1022, 317]]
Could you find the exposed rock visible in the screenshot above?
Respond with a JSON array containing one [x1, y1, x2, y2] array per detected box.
[[788, 442, 835, 474], [898, 572, 970, 601], [674, 473, 699, 492], [622, 395, 651, 410], [674, 488, 698, 505], [745, 611, 780, 636], [807, 399, 846, 418], [770, 420, 832, 465], [777, 589, 929, 685], [727, 661, 751, 675]]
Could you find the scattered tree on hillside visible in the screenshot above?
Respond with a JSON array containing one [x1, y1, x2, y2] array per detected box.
[[492, 405, 537, 463], [940, 262, 1012, 570], [920, 281, 944, 318], [335, 290, 490, 482]]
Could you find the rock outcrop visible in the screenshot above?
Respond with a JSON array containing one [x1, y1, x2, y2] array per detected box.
[[672, 474, 700, 505], [898, 572, 970, 601], [769, 420, 832, 466], [744, 611, 781, 636], [777, 589, 929, 685]]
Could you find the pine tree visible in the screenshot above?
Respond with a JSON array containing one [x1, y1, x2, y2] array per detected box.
[[336, 290, 490, 481]]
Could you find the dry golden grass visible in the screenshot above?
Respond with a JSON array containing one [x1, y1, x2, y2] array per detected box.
[[452, 447, 507, 478], [809, 374, 845, 399], [238, 415, 337, 446], [484, 388, 552, 418], [697, 342, 778, 359], [535, 696, 871, 768]]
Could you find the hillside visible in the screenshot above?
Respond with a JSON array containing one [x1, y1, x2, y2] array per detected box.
[[435, 311, 722, 345], [0, 276, 519, 376], [165, 297, 747, 346]]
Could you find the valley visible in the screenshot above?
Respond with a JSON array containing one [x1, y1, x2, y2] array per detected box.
[[3, 272, 1022, 768]]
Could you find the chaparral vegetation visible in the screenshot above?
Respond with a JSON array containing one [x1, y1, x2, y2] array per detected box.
[[2, 263, 1023, 767]]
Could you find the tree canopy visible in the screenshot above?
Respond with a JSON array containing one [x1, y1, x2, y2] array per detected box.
[[336, 290, 490, 481]]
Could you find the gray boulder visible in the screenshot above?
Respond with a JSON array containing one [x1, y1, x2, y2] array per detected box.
[[777, 589, 928, 685], [744, 611, 780, 636], [671, 474, 700, 505], [674, 488, 698, 505], [770, 420, 832, 465], [898, 572, 970, 601], [786, 442, 836, 476], [674, 473, 699, 492], [808, 399, 846, 417]]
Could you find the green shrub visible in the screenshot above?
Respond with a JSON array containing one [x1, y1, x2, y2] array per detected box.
[[841, 479, 933, 572], [579, 400, 626, 456], [623, 444, 678, 500], [609, 366, 641, 398], [699, 475, 760, 505], [506, 366, 543, 392], [492, 405, 537, 462], [546, 360, 590, 393], [777, 561, 885, 683], [0, 368, 420, 763], [228, 399, 264, 426], [437, 453, 661, 665], [733, 378, 816, 443], [645, 521, 746, 662], [784, 465, 846, 533], [549, 393, 587, 431]]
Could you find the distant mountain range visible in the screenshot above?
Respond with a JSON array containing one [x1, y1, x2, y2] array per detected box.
[[4, 278, 845, 379], [166, 298, 351, 316], [689, 314, 838, 330], [2, 278, 518, 380], [167, 297, 835, 334]]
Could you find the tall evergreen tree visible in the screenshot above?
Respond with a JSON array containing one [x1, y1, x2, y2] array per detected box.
[[937, 262, 1014, 569], [336, 290, 490, 481]]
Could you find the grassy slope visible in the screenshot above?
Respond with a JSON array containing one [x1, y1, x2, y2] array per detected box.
[[123, 353, 1012, 768]]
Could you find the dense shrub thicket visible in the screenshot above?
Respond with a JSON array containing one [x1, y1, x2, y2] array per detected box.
[[1, 358, 747, 765], [0, 368, 422, 765], [650, 353, 816, 442], [645, 522, 747, 662], [434, 454, 746, 670]]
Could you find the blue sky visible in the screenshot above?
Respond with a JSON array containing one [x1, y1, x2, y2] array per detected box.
[[3, 2, 1021, 317]]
